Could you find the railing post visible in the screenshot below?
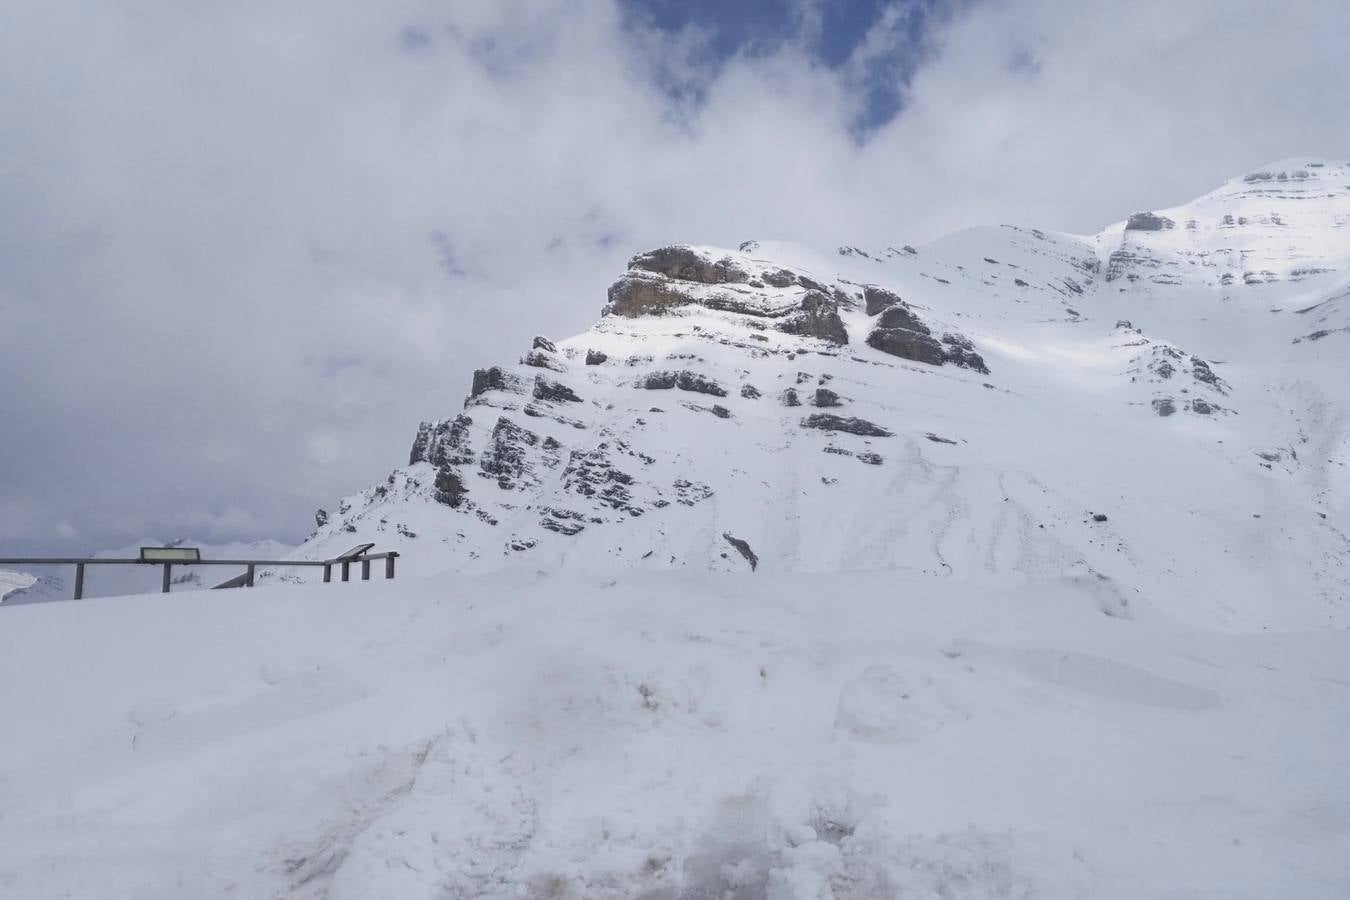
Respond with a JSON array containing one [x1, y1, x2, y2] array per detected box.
[[360, 558, 371, 581], [385, 554, 396, 579], [246, 564, 256, 587], [341, 561, 350, 582], [162, 563, 172, 593], [323, 563, 332, 583], [74, 562, 85, 600]]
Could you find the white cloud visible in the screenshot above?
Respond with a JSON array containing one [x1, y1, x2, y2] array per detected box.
[[1, 0, 1346, 553]]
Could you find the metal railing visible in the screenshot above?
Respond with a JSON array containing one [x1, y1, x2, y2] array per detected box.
[[0, 543, 398, 602]]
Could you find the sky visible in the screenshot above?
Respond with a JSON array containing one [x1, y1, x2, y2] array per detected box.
[[1, 0, 1347, 556]]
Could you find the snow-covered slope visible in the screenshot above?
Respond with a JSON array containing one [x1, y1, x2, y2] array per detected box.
[[298, 159, 1350, 632], [2, 537, 295, 604], [2, 570, 1347, 899]]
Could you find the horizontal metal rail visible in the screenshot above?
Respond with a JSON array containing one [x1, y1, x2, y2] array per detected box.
[[0, 549, 399, 602], [0, 553, 398, 567]]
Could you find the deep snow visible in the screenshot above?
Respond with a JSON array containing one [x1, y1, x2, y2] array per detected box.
[[1, 570, 1347, 898]]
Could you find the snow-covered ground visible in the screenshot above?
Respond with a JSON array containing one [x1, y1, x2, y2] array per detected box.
[[0, 568, 36, 601], [1, 569, 1346, 898]]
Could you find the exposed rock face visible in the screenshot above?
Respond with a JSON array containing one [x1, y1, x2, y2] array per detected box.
[[800, 414, 894, 437], [812, 388, 842, 408], [939, 333, 990, 374], [780, 290, 848, 345], [863, 285, 904, 316], [875, 303, 930, 334], [585, 349, 608, 365], [722, 532, 758, 571], [562, 444, 639, 515], [540, 507, 586, 535], [866, 316, 989, 374], [629, 246, 749, 284], [1189, 357, 1224, 391], [532, 336, 557, 352], [470, 367, 523, 399], [523, 349, 565, 371], [434, 467, 468, 507], [314, 509, 328, 528], [781, 388, 802, 407], [480, 417, 540, 489], [1128, 344, 1228, 417], [762, 269, 798, 288], [640, 371, 728, 396], [740, 384, 762, 399], [1125, 213, 1175, 232], [410, 414, 474, 467], [533, 377, 583, 404], [866, 326, 947, 367], [606, 273, 696, 318]]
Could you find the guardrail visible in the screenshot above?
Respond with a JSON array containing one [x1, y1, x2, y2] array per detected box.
[[0, 543, 398, 601]]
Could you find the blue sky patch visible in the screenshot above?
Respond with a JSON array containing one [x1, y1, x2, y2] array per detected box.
[[621, 0, 960, 136]]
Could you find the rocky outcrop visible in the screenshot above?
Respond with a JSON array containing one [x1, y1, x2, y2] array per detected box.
[[722, 532, 758, 571], [410, 414, 475, 467], [533, 377, 583, 403], [866, 326, 946, 367], [470, 367, 524, 399], [812, 388, 842, 408], [640, 371, 728, 396], [800, 414, 893, 437], [779, 290, 848, 345], [939, 333, 990, 374], [434, 467, 469, 507], [605, 273, 697, 318], [1125, 213, 1175, 232], [629, 246, 749, 284], [585, 349, 608, 365], [863, 285, 904, 316], [523, 350, 565, 371], [562, 444, 639, 514], [480, 417, 540, 490], [874, 303, 930, 334], [866, 316, 989, 374]]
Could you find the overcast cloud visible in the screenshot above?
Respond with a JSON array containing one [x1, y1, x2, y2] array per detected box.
[[2, 0, 1347, 555]]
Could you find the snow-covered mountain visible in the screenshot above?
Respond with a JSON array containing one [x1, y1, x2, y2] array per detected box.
[[299, 158, 1350, 631], [1, 537, 294, 603], [4, 160, 1349, 900]]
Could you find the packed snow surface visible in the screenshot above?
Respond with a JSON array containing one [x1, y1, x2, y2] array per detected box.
[[1, 571, 1348, 898]]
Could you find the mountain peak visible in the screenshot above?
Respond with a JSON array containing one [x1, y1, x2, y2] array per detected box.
[[295, 164, 1350, 632]]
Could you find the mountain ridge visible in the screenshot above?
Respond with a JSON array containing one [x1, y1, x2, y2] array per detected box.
[[290, 159, 1350, 631]]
